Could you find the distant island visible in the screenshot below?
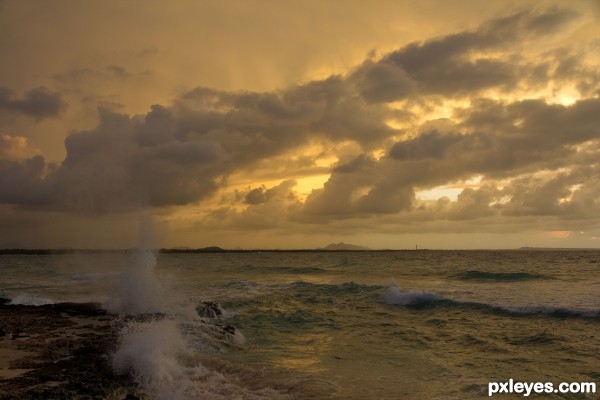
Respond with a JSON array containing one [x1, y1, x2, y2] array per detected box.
[[321, 242, 371, 251]]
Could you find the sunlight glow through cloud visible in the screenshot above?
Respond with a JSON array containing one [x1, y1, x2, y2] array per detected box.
[[1, 1, 599, 249]]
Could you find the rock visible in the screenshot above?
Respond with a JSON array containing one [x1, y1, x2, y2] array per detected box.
[[196, 301, 223, 318], [222, 325, 236, 335], [0, 301, 138, 399]]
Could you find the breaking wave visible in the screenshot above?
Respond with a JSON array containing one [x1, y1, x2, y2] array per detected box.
[[111, 314, 334, 400], [382, 281, 600, 319]]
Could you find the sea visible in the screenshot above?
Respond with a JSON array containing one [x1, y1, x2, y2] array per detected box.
[[1, 249, 600, 399]]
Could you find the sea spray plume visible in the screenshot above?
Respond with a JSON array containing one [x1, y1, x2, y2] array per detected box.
[[109, 214, 255, 399], [107, 213, 166, 314], [112, 320, 200, 399], [112, 320, 299, 399]]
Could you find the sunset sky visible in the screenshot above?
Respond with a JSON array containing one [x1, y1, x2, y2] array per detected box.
[[1, 0, 599, 249]]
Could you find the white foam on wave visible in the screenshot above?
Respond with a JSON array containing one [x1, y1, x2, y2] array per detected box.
[[382, 279, 441, 305], [8, 293, 56, 306], [382, 280, 600, 317], [105, 214, 301, 398], [112, 319, 289, 400]]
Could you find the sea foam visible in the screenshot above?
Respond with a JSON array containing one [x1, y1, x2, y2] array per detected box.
[[108, 215, 279, 399], [112, 318, 290, 400], [381, 279, 441, 305]]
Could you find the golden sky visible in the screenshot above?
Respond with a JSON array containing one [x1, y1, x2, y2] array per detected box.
[[1, 0, 599, 249]]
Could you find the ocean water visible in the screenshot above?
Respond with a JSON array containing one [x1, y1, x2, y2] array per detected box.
[[1, 250, 600, 399]]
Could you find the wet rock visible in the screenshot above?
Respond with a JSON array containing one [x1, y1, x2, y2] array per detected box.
[[222, 325, 236, 335], [0, 301, 137, 400], [196, 301, 223, 318]]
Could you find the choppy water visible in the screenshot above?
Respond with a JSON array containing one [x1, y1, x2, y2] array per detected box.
[[2, 250, 600, 399]]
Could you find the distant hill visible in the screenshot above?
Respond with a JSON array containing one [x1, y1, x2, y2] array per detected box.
[[321, 242, 371, 251], [160, 246, 226, 253]]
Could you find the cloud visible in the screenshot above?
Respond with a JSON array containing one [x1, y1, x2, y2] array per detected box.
[[352, 7, 580, 99], [350, 60, 417, 103], [0, 155, 51, 207], [0, 134, 39, 161], [203, 180, 300, 231], [298, 95, 600, 223], [389, 98, 600, 180], [54, 65, 135, 83], [0, 86, 65, 120], [0, 6, 598, 240]]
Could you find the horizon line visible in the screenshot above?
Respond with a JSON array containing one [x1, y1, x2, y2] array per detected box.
[[0, 246, 599, 254]]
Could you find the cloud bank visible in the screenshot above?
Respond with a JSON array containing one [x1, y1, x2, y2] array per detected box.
[[1, 6, 599, 245]]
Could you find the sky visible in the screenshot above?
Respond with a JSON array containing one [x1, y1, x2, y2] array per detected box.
[[1, 0, 599, 249]]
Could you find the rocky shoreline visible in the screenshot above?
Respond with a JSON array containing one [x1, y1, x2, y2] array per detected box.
[[0, 298, 141, 400]]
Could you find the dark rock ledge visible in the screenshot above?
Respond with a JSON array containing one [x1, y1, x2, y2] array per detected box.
[[0, 299, 142, 400]]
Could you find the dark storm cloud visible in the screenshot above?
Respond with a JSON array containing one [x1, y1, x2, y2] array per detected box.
[[544, 48, 600, 96], [245, 187, 269, 205], [176, 77, 395, 150], [245, 180, 297, 205], [407, 163, 600, 227], [0, 86, 65, 120], [0, 6, 597, 230], [300, 96, 600, 222], [53, 108, 223, 212], [243, 181, 299, 206], [350, 60, 417, 103], [0, 73, 395, 212], [351, 8, 579, 100], [388, 98, 600, 180], [0, 156, 52, 206], [302, 155, 414, 218], [205, 180, 301, 230]]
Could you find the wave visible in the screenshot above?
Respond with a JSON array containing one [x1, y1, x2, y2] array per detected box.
[[452, 270, 550, 281], [382, 281, 600, 319], [381, 283, 441, 306], [6, 293, 57, 305], [112, 317, 333, 400]]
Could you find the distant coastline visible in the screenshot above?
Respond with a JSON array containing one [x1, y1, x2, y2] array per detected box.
[[0, 246, 598, 255]]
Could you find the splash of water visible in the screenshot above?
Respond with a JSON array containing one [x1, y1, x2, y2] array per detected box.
[[112, 319, 295, 400], [106, 214, 166, 314], [108, 214, 288, 399], [382, 279, 441, 305]]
